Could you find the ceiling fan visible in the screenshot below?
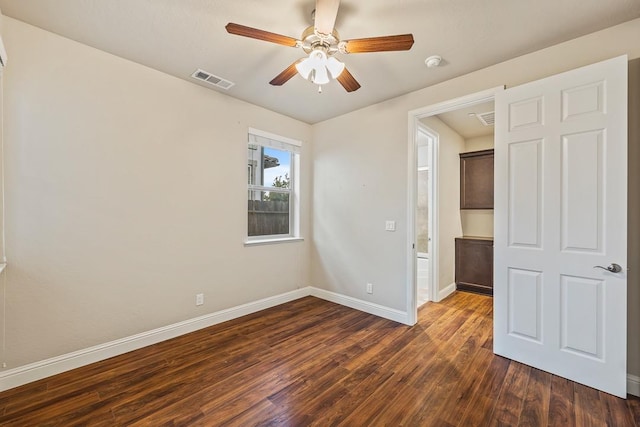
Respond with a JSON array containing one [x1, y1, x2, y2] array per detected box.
[[225, 0, 414, 92]]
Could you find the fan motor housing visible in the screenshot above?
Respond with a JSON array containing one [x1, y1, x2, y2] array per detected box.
[[300, 26, 340, 54]]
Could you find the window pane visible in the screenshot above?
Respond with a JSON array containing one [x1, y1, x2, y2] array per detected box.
[[247, 145, 291, 189], [248, 190, 290, 236], [417, 169, 429, 254]]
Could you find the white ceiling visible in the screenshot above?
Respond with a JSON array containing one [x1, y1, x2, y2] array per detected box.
[[1, 0, 639, 124], [437, 100, 494, 139]]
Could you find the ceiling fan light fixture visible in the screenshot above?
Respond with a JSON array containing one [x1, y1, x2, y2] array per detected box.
[[296, 50, 327, 82], [295, 49, 344, 85]]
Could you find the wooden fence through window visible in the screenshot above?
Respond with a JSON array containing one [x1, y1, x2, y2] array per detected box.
[[248, 200, 289, 236]]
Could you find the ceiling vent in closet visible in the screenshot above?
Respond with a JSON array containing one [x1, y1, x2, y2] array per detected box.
[[475, 111, 495, 126], [191, 69, 235, 90]]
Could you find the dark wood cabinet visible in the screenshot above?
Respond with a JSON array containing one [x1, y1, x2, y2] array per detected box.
[[455, 237, 493, 295], [460, 149, 494, 209]]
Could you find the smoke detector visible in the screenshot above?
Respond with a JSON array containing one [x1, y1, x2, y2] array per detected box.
[[424, 55, 442, 68]]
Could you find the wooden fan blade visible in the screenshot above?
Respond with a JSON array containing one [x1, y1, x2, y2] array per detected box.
[[343, 34, 414, 53], [270, 61, 300, 86], [315, 0, 340, 35], [336, 67, 361, 92], [225, 23, 298, 47]]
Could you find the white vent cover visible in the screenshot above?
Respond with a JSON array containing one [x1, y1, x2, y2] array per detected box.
[[191, 69, 234, 90], [475, 111, 495, 126]]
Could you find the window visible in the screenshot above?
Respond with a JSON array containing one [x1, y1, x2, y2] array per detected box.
[[246, 128, 301, 243]]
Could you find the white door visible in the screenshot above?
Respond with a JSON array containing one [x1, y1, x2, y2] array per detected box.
[[494, 55, 628, 398]]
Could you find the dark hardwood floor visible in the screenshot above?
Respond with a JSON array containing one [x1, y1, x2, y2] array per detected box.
[[0, 292, 638, 426]]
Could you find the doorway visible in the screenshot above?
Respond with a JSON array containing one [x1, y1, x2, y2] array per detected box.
[[416, 126, 435, 306], [406, 87, 503, 324]]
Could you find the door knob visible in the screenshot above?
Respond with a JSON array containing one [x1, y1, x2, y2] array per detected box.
[[593, 263, 622, 273]]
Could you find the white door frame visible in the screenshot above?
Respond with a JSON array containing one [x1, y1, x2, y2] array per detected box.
[[406, 86, 504, 325]]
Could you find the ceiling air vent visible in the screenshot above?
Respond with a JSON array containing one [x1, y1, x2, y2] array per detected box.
[[191, 69, 235, 90], [475, 111, 495, 126]]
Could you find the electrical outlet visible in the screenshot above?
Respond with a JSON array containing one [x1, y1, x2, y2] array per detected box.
[[366, 283, 373, 294], [196, 293, 204, 306]]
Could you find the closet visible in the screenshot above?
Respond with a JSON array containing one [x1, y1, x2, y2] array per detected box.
[[455, 149, 494, 295]]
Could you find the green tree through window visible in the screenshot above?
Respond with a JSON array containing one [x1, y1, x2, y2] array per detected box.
[[264, 174, 290, 202]]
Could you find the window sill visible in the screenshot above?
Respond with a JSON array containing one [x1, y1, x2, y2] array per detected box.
[[244, 237, 304, 247]]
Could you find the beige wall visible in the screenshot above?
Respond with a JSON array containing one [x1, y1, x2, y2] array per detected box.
[[0, 62, 4, 264], [465, 134, 494, 152], [0, 9, 4, 263], [460, 211, 493, 238], [310, 105, 408, 308], [628, 58, 640, 379], [311, 18, 640, 378], [419, 116, 464, 293], [1, 17, 312, 368]]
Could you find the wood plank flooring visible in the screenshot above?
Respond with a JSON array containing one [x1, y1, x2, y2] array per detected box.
[[0, 291, 638, 426]]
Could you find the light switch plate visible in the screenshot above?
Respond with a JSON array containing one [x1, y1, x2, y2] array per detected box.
[[385, 220, 396, 231]]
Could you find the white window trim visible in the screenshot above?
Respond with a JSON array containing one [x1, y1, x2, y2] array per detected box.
[[248, 127, 302, 148], [244, 237, 304, 247], [245, 128, 302, 245]]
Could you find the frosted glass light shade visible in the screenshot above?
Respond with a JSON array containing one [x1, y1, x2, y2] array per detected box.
[[326, 56, 345, 78], [295, 50, 321, 79], [312, 65, 330, 84], [295, 58, 314, 79]]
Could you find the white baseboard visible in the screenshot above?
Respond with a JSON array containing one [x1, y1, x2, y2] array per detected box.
[[0, 286, 409, 392], [437, 282, 456, 302], [309, 287, 410, 325], [3, 285, 636, 399], [0, 287, 310, 392], [628, 374, 640, 397]]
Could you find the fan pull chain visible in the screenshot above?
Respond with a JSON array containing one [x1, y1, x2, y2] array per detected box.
[[318, 85, 322, 94]]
